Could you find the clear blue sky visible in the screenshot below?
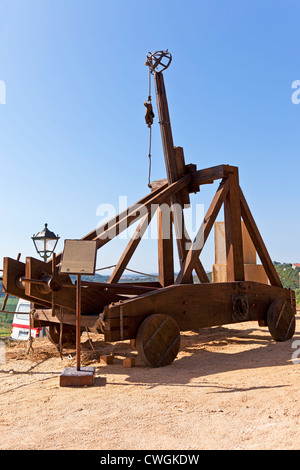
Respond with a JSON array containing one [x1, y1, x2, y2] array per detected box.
[[0, 0, 299, 275]]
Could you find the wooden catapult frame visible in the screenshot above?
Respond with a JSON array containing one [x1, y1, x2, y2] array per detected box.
[[2, 51, 296, 367]]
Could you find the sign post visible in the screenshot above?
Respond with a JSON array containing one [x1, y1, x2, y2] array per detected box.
[[59, 239, 97, 387]]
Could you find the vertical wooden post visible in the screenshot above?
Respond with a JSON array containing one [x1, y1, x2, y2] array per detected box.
[[76, 274, 81, 371], [154, 71, 191, 282], [158, 201, 174, 286], [224, 169, 245, 281], [154, 71, 186, 266]]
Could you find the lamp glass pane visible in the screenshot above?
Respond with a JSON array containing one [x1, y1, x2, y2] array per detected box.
[[46, 238, 57, 253], [34, 239, 45, 253]]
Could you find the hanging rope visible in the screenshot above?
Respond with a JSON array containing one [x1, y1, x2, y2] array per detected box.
[[144, 68, 154, 188]]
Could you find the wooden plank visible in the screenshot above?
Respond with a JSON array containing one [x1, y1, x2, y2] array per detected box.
[[150, 179, 168, 191], [174, 146, 190, 206], [24, 257, 126, 313], [224, 168, 245, 281], [239, 187, 282, 288], [158, 201, 174, 287], [154, 71, 178, 184], [154, 72, 191, 270], [79, 280, 157, 295], [182, 231, 210, 283], [176, 178, 230, 284], [25, 257, 74, 309], [103, 281, 294, 341], [191, 164, 236, 186], [193, 259, 210, 283], [96, 174, 191, 250], [2, 257, 42, 304]]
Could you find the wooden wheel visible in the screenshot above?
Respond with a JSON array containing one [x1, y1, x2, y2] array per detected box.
[[267, 300, 296, 342], [136, 314, 180, 367], [46, 324, 77, 346]]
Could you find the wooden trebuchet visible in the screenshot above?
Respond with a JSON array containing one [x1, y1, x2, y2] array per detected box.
[[1, 50, 295, 367]]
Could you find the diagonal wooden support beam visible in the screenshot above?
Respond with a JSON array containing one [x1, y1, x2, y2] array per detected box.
[[95, 174, 191, 250], [239, 187, 282, 288], [175, 178, 230, 284], [52, 183, 167, 265], [53, 176, 190, 265], [108, 209, 156, 284]]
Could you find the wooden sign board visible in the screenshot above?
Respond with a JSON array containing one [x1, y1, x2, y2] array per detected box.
[[59, 240, 97, 275]]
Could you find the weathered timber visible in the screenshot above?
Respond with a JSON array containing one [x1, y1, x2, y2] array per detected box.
[[108, 211, 155, 284], [158, 200, 174, 287], [136, 313, 180, 367], [102, 281, 295, 341], [267, 300, 296, 341], [224, 168, 245, 281]]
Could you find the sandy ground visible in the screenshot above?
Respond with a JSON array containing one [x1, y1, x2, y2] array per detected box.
[[1, 313, 300, 451]]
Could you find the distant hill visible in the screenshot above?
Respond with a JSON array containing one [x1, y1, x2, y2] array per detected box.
[[273, 262, 300, 305], [273, 262, 300, 290]]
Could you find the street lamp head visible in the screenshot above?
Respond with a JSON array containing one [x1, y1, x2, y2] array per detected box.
[[32, 223, 60, 262]]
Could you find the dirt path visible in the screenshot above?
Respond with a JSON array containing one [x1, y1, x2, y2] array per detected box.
[[1, 314, 300, 450]]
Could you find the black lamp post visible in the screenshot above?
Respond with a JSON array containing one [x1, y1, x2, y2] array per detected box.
[[32, 223, 60, 262]]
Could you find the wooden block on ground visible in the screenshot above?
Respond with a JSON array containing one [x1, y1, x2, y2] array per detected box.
[[60, 367, 95, 387], [123, 357, 135, 368], [100, 355, 114, 365]]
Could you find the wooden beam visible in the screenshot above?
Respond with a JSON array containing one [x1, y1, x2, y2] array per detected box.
[[181, 230, 210, 283], [239, 187, 282, 288], [191, 164, 236, 187], [52, 182, 168, 264], [154, 71, 178, 184], [154, 72, 190, 268], [174, 146, 190, 206], [224, 168, 245, 281], [175, 178, 230, 284], [158, 201, 174, 287], [95, 174, 191, 250], [108, 211, 155, 284], [103, 281, 293, 341], [193, 259, 210, 284]]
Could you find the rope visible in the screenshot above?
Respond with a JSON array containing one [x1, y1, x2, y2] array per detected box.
[[95, 265, 117, 272], [96, 264, 157, 278], [278, 271, 299, 284], [144, 68, 154, 189], [148, 126, 152, 188]]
